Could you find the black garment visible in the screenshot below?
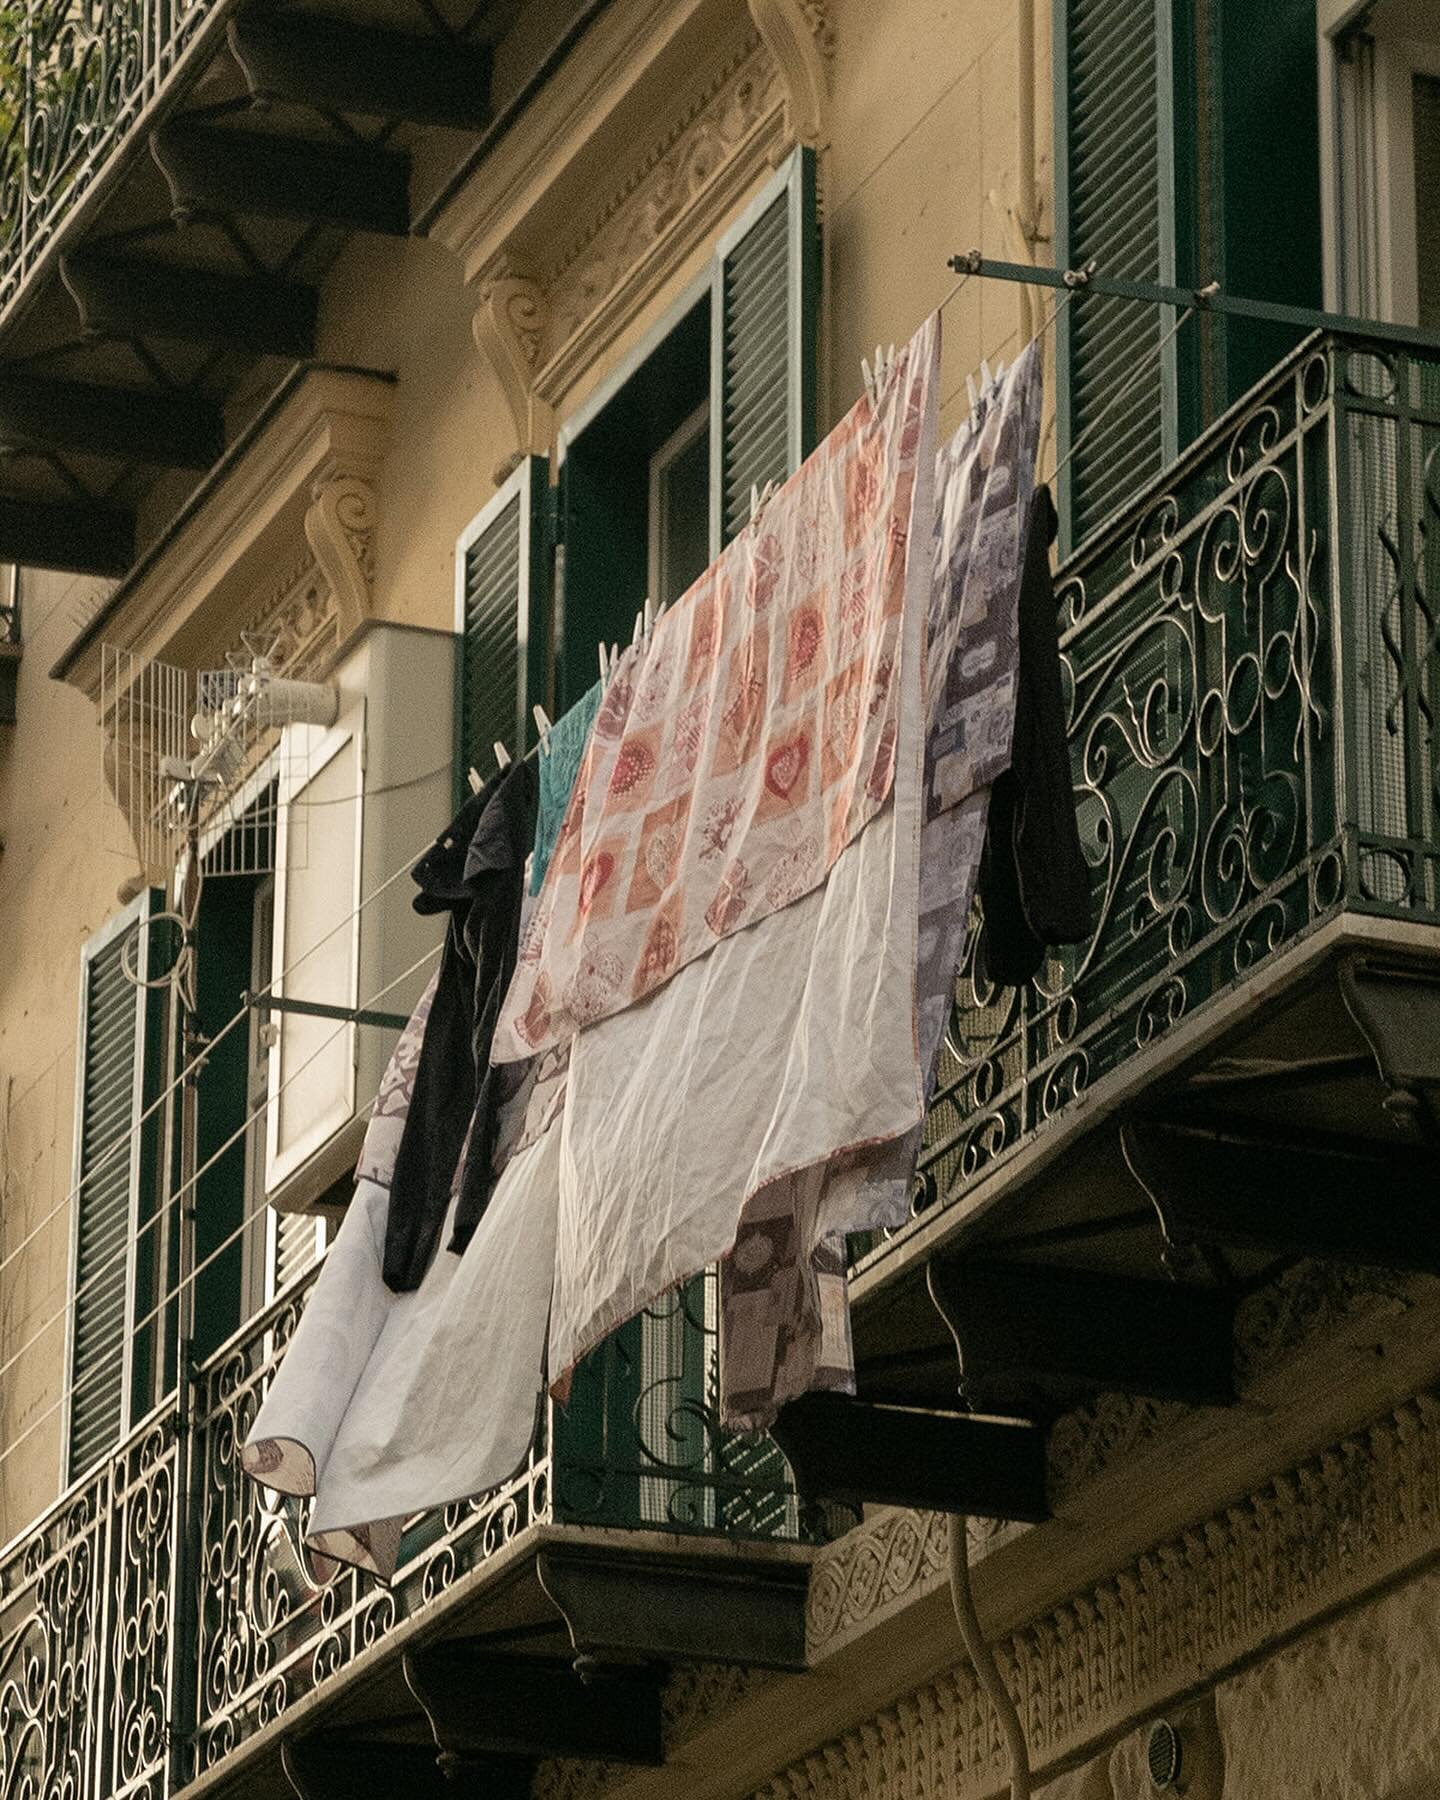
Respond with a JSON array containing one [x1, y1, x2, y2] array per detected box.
[[383, 758, 535, 1292], [978, 486, 1092, 987]]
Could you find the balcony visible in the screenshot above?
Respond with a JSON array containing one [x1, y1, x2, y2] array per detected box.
[[0, 1267, 821, 1798], [849, 331, 1440, 1409], [0, 0, 233, 327]]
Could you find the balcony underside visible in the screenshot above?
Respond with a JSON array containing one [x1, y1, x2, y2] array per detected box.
[[0, 0, 531, 580], [181, 1525, 812, 1800], [848, 913, 1440, 1422]]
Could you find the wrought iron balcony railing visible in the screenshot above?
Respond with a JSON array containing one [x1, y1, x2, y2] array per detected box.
[[877, 330, 1440, 1263], [0, 1264, 811, 1798], [0, 0, 232, 324]]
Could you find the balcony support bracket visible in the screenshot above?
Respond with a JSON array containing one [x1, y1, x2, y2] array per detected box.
[[1122, 1118, 1440, 1273], [769, 1392, 1049, 1522], [228, 13, 495, 131], [0, 494, 133, 576], [0, 372, 222, 469], [1339, 953, 1440, 1138], [151, 124, 410, 236], [536, 1542, 811, 1672], [928, 1259, 1236, 1411], [60, 253, 318, 359], [403, 1644, 663, 1764]]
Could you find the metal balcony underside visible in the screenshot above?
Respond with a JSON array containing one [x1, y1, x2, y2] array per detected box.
[[0, 0, 593, 581], [842, 331, 1440, 1424]]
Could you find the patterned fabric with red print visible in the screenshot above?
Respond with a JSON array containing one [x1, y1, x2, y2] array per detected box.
[[494, 323, 940, 1059]]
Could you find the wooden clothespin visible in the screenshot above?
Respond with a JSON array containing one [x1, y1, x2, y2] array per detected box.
[[642, 595, 655, 637], [532, 703, 552, 752], [466, 766, 484, 793], [492, 742, 511, 771]]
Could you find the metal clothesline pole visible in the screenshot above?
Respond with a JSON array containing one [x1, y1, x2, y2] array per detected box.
[[946, 251, 1440, 354]]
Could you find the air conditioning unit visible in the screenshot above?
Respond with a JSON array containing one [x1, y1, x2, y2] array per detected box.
[[265, 621, 457, 1212]]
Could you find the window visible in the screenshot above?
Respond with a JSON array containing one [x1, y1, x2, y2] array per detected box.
[[1055, 0, 1323, 550], [452, 147, 819, 761], [1327, 2, 1440, 327], [65, 894, 167, 1481]]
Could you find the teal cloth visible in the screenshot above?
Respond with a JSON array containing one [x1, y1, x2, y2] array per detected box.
[[530, 681, 603, 894]]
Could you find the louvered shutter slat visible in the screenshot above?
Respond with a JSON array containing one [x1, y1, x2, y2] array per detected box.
[[1060, 0, 1167, 545], [713, 149, 818, 549], [457, 458, 547, 771], [68, 919, 146, 1479]]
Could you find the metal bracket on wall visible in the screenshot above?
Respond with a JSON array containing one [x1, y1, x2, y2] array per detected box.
[[243, 989, 409, 1031], [945, 251, 1440, 352]]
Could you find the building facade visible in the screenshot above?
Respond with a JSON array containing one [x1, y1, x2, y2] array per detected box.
[[0, 0, 1438, 1795]]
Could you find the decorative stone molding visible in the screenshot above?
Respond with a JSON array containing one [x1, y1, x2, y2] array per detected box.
[[471, 258, 553, 477], [435, 0, 829, 466], [538, 38, 783, 396], [746, 0, 831, 148], [53, 368, 394, 702], [303, 473, 377, 644], [48, 368, 393, 884], [756, 1390, 1440, 1800]]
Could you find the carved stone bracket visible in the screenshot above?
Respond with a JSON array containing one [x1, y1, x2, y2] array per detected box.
[[304, 472, 377, 643], [747, 0, 831, 148], [440, 0, 825, 467], [471, 259, 553, 480]]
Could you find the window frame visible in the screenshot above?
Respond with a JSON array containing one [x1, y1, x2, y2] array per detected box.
[[265, 707, 364, 1193], [646, 398, 711, 608]]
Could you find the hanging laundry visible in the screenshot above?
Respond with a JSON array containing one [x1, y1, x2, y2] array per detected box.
[[531, 681, 603, 895], [719, 345, 1046, 1429], [494, 331, 939, 1061], [383, 756, 535, 1292], [241, 992, 566, 1580], [545, 314, 942, 1393], [977, 484, 1092, 986]]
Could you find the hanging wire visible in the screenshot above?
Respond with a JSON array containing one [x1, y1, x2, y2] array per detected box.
[[0, 939, 444, 1459], [0, 816, 440, 1290]]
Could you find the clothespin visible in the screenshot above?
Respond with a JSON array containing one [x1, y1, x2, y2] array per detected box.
[[492, 742, 511, 771], [532, 704, 552, 752], [643, 595, 655, 637], [979, 357, 993, 394], [466, 766, 484, 794], [599, 642, 610, 683]]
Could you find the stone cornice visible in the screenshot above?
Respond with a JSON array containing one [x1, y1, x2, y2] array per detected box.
[[432, 0, 831, 469], [53, 368, 394, 702]]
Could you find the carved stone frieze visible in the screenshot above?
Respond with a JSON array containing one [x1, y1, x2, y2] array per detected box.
[[543, 40, 782, 362], [459, 0, 832, 461], [758, 1391, 1440, 1800]]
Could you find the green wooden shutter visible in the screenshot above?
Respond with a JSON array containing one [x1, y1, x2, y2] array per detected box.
[[711, 146, 819, 551], [455, 455, 549, 775], [1056, 0, 1174, 551], [66, 897, 153, 1479]]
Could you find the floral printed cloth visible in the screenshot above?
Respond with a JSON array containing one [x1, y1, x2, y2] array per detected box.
[[717, 345, 1045, 1429], [494, 330, 939, 1061]]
